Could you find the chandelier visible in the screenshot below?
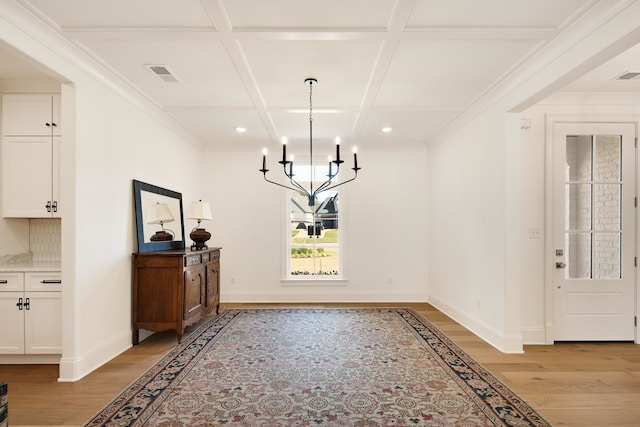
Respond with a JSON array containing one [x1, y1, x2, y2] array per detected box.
[[259, 78, 360, 207]]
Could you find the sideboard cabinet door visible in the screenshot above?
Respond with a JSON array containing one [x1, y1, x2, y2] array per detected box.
[[205, 252, 220, 314], [184, 265, 205, 325]]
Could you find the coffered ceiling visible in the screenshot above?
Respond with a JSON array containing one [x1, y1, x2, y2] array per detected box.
[[1, 0, 640, 152]]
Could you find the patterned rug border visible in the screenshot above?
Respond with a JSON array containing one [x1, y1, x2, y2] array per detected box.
[[85, 307, 551, 427]]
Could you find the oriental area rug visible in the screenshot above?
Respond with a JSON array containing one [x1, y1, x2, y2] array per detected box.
[[85, 308, 550, 426]]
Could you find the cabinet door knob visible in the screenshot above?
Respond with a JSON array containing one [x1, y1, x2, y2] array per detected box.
[[45, 201, 52, 212], [24, 297, 30, 310], [16, 297, 23, 310], [52, 201, 58, 213]]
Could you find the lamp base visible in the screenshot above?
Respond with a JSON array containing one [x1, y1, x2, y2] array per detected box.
[[190, 228, 211, 251], [150, 230, 173, 241]]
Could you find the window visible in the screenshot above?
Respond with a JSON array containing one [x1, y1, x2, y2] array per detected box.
[[565, 134, 622, 279], [287, 164, 342, 278]]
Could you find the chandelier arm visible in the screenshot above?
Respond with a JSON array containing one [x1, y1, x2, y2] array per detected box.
[[288, 178, 310, 194], [313, 176, 336, 194], [314, 170, 360, 194], [313, 161, 344, 193], [277, 163, 311, 194], [262, 174, 310, 195]]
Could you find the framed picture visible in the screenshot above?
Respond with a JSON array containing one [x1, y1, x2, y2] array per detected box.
[[133, 180, 185, 253]]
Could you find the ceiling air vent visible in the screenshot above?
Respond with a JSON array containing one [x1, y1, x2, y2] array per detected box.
[[615, 71, 640, 80], [145, 64, 180, 83]]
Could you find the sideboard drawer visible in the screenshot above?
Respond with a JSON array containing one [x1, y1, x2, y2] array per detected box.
[[185, 254, 201, 267]]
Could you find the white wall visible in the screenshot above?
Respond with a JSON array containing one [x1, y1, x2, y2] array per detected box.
[[427, 108, 525, 353], [0, 4, 206, 381], [63, 79, 204, 381], [202, 149, 429, 302]]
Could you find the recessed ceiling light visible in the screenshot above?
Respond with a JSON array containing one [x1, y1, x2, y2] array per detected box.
[[235, 127, 247, 133], [382, 127, 392, 133]]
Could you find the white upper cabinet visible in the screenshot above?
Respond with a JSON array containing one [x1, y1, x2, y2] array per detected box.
[[2, 94, 62, 218], [2, 94, 61, 136]]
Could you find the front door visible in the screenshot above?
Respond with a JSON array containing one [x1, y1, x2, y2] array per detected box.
[[552, 122, 636, 341]]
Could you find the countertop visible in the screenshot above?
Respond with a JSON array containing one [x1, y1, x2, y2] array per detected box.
[[0, 261, 61, 272]]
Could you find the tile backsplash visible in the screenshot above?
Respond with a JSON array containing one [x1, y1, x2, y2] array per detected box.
[[30, 218, 61, 262]]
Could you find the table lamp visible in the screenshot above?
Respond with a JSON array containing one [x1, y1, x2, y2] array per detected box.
[[188, 200, 213, 250]]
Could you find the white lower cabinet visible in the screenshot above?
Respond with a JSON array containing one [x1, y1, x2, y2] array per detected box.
[[0, 272, 61, 355]]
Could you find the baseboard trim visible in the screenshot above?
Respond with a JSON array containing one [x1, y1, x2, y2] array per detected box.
[[222, 291, 429, 303], [428, 294, 524, 353], [58, 329, 131, 382], [521, 327, 547, 345]]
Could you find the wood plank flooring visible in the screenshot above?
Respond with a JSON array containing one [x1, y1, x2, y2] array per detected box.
[[0, 303, 639, 426]]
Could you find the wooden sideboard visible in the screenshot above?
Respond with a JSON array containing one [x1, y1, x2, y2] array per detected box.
[[132, 247, 221, 345]]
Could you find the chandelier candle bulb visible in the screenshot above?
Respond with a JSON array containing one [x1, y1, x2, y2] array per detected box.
[[335, 137, 341, 163], [261, 148, 267, 170], [328, 155, 333, 177], [289, 155, 294, 177], [353, 147, 358, 170], [281, 137, 287, 163]]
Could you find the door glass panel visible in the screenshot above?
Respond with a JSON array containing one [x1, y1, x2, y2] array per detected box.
[[593, 135, 621, 182], [565, 184, 591, 230], [592, 233, 621, 279], [565, 135, 592, 181], [593, 184, 621, 231], [564, 134, 624, 281], [566, 233, 592, 279]]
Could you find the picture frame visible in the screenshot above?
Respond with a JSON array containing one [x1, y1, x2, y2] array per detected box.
[[133, 179, 185, 253]]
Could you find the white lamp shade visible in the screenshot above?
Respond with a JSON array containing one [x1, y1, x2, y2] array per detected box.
[[146, 203, 175, 224], [188, 200, 212, 221]]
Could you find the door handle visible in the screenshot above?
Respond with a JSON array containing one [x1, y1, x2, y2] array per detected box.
[[556, 262, 566, 269]]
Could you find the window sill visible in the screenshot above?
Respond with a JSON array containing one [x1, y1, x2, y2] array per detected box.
[[281, 277, 348, 286]]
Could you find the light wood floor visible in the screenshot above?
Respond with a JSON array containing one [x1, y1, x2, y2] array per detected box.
[[1, 303, 639, 426]]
